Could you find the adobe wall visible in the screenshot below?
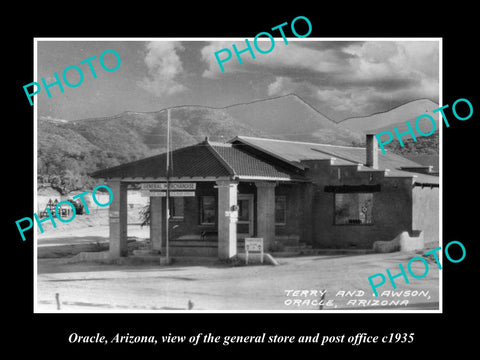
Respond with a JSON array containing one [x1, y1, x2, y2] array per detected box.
[[303, 160, 414, 249], [412, 186, 439, 247]]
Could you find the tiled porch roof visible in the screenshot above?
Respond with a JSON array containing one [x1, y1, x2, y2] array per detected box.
[[90, 138, 306, 181]]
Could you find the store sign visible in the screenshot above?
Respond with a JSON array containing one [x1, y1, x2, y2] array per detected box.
[[141, 183, 196, 190], [140, 191, 195, 197]]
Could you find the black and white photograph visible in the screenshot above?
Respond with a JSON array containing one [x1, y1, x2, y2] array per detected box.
[[33, 38, 441, 312], [7, 7, 477, 355]]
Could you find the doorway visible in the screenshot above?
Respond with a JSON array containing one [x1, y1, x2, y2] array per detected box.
[[237, 194, 254, 237]]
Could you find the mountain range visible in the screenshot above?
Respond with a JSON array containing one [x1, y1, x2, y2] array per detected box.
[[339, 98, 439, 137], [38, 94, 439, 194]]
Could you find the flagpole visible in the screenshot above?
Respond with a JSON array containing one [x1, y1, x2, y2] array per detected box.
[[165, 108, 171, 265]]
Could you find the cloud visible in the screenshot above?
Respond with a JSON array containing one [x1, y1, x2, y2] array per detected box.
[[200, 40, 350, 78], [267, 75, 320, 98], [202, 40, 438, 84], [202, 40, 438, 93], [267, 76, 296, 96], [329, 41, 439, 115], [200, 40, 439, 118], [359, 41, 399, 64], [342, 41, 438, 88], [138, 41, 187, 96], [266, 41, 439, 117], [200, 41, 245, 78]]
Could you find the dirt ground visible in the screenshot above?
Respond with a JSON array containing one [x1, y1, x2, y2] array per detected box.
[[35, 207, 440, 312], [36, 250, 440, 312]]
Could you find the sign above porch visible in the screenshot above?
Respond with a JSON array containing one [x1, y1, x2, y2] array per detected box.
[[140, 191, 195, 197], [140, 183, 196, 190]]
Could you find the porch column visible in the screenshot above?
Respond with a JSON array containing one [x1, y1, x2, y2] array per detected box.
[[255, 181, 276, 251], [150, 197, 163, 253], [107, 180, 128, 258], [216, 180, 238, 260]]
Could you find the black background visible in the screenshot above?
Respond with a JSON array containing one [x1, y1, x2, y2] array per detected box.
[[6, 3, 477, 356]]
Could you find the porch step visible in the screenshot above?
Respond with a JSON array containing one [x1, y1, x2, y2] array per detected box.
[[121, 254, 169, 265], [132, 249, 159, 256], [169, 238, 260, 249], [170, 241, 217, 248], [166, 240, 313, 252], [272, 248, 375, 257], [311, 248, 375, 255]]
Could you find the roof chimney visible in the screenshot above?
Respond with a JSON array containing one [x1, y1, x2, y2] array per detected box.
[[366, 134, 378, 169]]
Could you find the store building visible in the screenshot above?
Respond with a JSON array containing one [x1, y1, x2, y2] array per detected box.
[[91, 135, 439, 260]]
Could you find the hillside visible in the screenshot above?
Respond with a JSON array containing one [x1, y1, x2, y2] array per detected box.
[[66, 107, 265, 154], [385, 132, 440, 172], [225, 94, 363, 145], [38, 95, 440, 194], [339, 99, 440, 137], [339, 98, 439, 160], [38, 107, 266, 194], [38, 94, 367, 194]]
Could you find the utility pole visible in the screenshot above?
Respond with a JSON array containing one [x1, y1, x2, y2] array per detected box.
[[165, 108, 171, 265]]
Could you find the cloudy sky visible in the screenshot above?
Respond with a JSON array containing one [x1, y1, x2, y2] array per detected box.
[[36, 38, 439, 122]]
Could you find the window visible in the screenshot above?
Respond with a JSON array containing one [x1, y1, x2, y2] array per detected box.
[[169, 197, 184, 220], [334, 193, 373, 225], [200, 196, 216, 225], [275, 196, 287, 225]]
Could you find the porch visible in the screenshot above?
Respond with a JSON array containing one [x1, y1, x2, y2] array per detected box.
[[109, 179, 298, 260], [91, 138, 309, 260]]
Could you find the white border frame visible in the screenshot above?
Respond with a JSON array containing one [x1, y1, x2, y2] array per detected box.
[[33, 37, 443, 314]]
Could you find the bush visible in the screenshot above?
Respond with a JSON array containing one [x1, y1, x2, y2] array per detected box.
[[139, 203, 150, 227]]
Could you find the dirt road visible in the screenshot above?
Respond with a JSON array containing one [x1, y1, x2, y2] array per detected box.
[[36, 251, 440, 312]]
